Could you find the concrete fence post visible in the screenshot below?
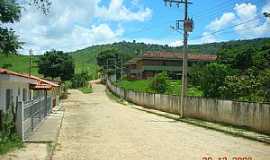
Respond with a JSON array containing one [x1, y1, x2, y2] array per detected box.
[[16, 102, 25, 141]]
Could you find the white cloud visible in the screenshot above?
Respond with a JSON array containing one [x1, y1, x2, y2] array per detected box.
[[19, 23, 123, 54], [96, 0, 152, 22], [233, 2, 270, 39], [201, 2, 270, 43], [200, 32, 218, 44], [207, 12, 235, 31], [11, 0, 152, 54], [262, 0, 270, 13], [234, 3, 257, 20]]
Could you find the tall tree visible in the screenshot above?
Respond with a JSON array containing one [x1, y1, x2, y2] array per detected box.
[[38, 50, 75, 80], [0, 0, 21, 55], [0, 0, 51, 55], [199, 63, 231, 98]]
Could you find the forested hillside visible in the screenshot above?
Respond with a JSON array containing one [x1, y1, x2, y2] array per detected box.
[[1, 38, 270, 79], [190, 38, 270, 102]]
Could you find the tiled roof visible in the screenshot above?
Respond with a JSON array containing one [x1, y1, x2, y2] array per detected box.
[[30, 75, 59, 87], [143, 52, 217, 61], [30, 84, 52, 90], [0, 68, 59, 88]]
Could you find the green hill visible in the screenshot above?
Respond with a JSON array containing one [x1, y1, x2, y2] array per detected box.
[[0, 54, 41, 76], [1, 38, 270, 78]]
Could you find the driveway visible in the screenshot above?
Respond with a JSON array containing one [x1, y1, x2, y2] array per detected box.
[[52, 84, 270, 160]]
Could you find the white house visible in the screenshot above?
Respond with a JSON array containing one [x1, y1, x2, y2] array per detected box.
[[0, 68, 59, 113], [0, 68, 37, 113]]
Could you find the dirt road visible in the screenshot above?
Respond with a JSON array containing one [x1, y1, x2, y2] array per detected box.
[[52, 84, 270, 160]]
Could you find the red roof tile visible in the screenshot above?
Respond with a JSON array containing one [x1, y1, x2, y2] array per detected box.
[[0, 68, 59, 87]]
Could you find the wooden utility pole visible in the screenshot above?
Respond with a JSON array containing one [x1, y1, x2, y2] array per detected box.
[[164, 0, 193, 118], [29, 49, 33, 77]]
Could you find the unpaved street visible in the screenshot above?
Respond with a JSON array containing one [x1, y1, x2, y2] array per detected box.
[[52, 84, 270, 160]]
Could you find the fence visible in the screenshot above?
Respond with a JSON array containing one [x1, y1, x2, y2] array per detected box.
[[107, 80, 270, 135], [16, 96, 52, 141], [0, 110, 2, 131]]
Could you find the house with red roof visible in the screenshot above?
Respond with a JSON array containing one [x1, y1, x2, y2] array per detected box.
[[0, 68, 59, 113], [125, 51, 217, 80]]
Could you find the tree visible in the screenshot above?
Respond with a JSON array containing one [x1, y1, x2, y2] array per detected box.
[[199, 63, 231, 98], [0, 0, 51, 55], [97, 48, 132, 80], [0, 0, 21, 55], [150, 72, 169, 94], [96, 48, 119, 68], [0, 28, 22, 55], [31, 0, 51, 15], [233, 48, 254, 70], [71, 71, 91, 88], [38, 50, 75, 80], [223, 74, 262, 101], [258, 69, 270, 101]]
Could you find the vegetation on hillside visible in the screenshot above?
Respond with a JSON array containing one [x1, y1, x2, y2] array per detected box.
[[190, 41, 270, 102], [70, 71, 93, 94], [0, 54, 40, 76], [1, 38, 270, 79], [37, 50, 74, 80]]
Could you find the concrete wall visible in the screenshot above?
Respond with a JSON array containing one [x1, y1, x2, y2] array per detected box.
[[107, 80, 270, 135], [0, 80, 31, 113], [0, 73, 38, 113]]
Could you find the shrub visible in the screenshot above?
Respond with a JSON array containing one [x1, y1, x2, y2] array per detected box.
[[71, 71, 91, 88], [150, 72, 169, 94], [0, 110, 23, 155]]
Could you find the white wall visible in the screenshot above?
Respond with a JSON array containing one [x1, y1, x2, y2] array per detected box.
[[0, 80, 31, 113]]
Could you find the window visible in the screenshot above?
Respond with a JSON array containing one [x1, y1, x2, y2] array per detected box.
[[6, 89, 13, 111]]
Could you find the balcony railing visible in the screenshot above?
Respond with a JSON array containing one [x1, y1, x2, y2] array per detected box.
[[143, 65, 182, 71]]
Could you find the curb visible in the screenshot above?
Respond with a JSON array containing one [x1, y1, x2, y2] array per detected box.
[[107, 89, 270, 145]]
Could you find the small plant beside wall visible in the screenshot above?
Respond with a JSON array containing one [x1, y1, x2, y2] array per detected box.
[[0, 110, 23, 155], [150, 72, 169, 94]]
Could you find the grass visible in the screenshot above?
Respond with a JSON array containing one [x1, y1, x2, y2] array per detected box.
[[0, 54, 41, 76], [0, 53, 99, 78], [0, 134, 24, 155], [79, 86, 93, 94], [116, 79, 203, 96]]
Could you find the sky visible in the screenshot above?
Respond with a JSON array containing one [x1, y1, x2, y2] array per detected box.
[[11, 0, 270, 54]]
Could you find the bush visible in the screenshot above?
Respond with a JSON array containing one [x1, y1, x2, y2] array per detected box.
[[71, 71, 91, 88], [150, 72, 169, 94], [0, 110, 23, 155]]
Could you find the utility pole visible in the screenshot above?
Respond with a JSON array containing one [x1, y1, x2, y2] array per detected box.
[[107, 58, 117, 82], [29, 49, 33, 77], [164, 0, 193, 118], [106, 59, 109, 81], [120, 58, 123, 80], [264, 12, 270, 18]]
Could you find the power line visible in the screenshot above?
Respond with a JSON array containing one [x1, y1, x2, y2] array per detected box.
[[190, 15, 263, 41], [192, 0, 264, 20]]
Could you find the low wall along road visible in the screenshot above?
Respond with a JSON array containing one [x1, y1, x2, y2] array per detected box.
[[107, 80, 270, 135]]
